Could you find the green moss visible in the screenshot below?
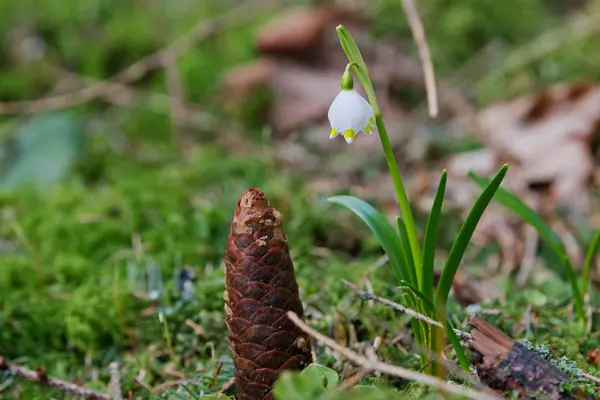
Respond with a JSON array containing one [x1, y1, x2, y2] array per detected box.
[[2, 1, 600, 398]]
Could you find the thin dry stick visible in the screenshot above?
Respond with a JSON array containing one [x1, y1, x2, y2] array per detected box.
[[108, 362, 123, 400], [582, 372, 600, 385], [517, 222, 539, 287], [0, 0, 281, 115], [164, 50, 189, 158], [342, 281, 489, 389], [151, 379, 189, 394], [341, 279, 472, 340], [400, 0, 438, 118], [48, 65, 215, 130], [0, 356, 111, 400], [336, 336, 383, 391], [219, 377, 236, 394], [343, 280, 600, 386], [286, 312, 497, 400]]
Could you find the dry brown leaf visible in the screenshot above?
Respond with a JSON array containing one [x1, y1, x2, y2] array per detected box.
[[222, 5, 420, 136], [477, 82, 600, 211], [256, 5, 358, 56]]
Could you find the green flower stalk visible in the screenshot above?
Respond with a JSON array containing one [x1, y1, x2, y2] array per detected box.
[[332, 25, 422, 278]]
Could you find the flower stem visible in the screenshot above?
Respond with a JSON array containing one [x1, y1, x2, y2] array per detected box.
[[375, 114, 422, 280]]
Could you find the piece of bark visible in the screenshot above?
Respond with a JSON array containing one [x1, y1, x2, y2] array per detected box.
[[225, 188, 312, 400], [468, 316, 582, 399]]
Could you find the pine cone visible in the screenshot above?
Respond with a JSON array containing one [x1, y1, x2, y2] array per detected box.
[[225, 188, 311, 400]]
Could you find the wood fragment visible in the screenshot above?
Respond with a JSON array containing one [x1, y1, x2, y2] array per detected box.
[[468, 316, 584, 399]]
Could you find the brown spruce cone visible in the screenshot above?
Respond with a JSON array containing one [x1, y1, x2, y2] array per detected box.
[[225, 188, 311, 400]]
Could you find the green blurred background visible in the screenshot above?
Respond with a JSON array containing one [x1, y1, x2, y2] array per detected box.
[[1, 0, 599, 398]]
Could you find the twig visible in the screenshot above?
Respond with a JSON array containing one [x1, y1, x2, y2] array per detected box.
[[285, 312, 497, 400], [0, 0, 281, 115], [341, 279, 472, 340], [0, 356, 111, 400], [133, 370, 153, 393], [219, 377, 236, 393], [164, 50, 189, 158], [151, 379, 189, 394], [48, 65, 216, 130], [582, 372, 600, 385], [400, 0, 438, 118], [108, 362, 123, 400], [336, 336, 383, 391], [517, 222, 539, 287], [343, 280, 600, 387]]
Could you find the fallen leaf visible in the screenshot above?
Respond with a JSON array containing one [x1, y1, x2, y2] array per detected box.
[[477, 82, 600, 212], [588, 348, 600, 366]]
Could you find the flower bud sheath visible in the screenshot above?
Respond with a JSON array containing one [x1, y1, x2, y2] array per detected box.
[[225, 188, 311, 400]]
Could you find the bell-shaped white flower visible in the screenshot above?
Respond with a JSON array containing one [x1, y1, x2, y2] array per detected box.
[[328, 70, 375, 144]]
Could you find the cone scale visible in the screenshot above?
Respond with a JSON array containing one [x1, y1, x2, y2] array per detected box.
[[225, 188, 311, 400]]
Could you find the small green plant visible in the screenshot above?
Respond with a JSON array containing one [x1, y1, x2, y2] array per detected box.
[[469, 173, 600, 329], [326, 26, 508, 373], [273, 363, 404, 400]]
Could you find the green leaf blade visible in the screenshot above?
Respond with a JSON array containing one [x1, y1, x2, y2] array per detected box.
[[328, 195, 408, 284], [446, 321, 470, 371], [396, 217, 418, 288], [468, 172, 564, 254], [421, 170, 447, 302], [582, 229, 600, 298], [469, 170, 585, 320], [435, 165, 508, 312]]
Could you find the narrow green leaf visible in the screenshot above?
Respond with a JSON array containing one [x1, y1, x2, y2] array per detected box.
[[328, 195, 408, 284], [396, 280, 469, 370], [396, 217, 418, 288], [435, 165, 508, 312], [399, 280, 434, 314], [562, 255, 585, 321], [469, 171, 585, 320], [336, 26, 369, 81], [446, 321, 470, 371], [411, 318, 428, 366], [468, 172, 564, 255], [335, 26, 374, 103], [421, 170, 447, 301], [582, 229, 600, 298]]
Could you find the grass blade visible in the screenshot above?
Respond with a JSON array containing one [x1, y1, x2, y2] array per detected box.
[[468, 172, 564, 255], [561, 256, 585, 321], [401, 279, 469, 371], [328, 195, 408, 284], [446, 321, 469, 371], [397, 217, 418, 288], [421, 170, 447, 301], [399, 279, 434, 314], [582, 229, 600, 298], [435, 164, 508, 312], [469, 171, 585, 320]]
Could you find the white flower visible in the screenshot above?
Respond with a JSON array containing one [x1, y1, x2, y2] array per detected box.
[[328, 89, 375, 144]]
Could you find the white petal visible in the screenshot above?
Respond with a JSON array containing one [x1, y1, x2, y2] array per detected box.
[[328, 90, 374, 134]]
